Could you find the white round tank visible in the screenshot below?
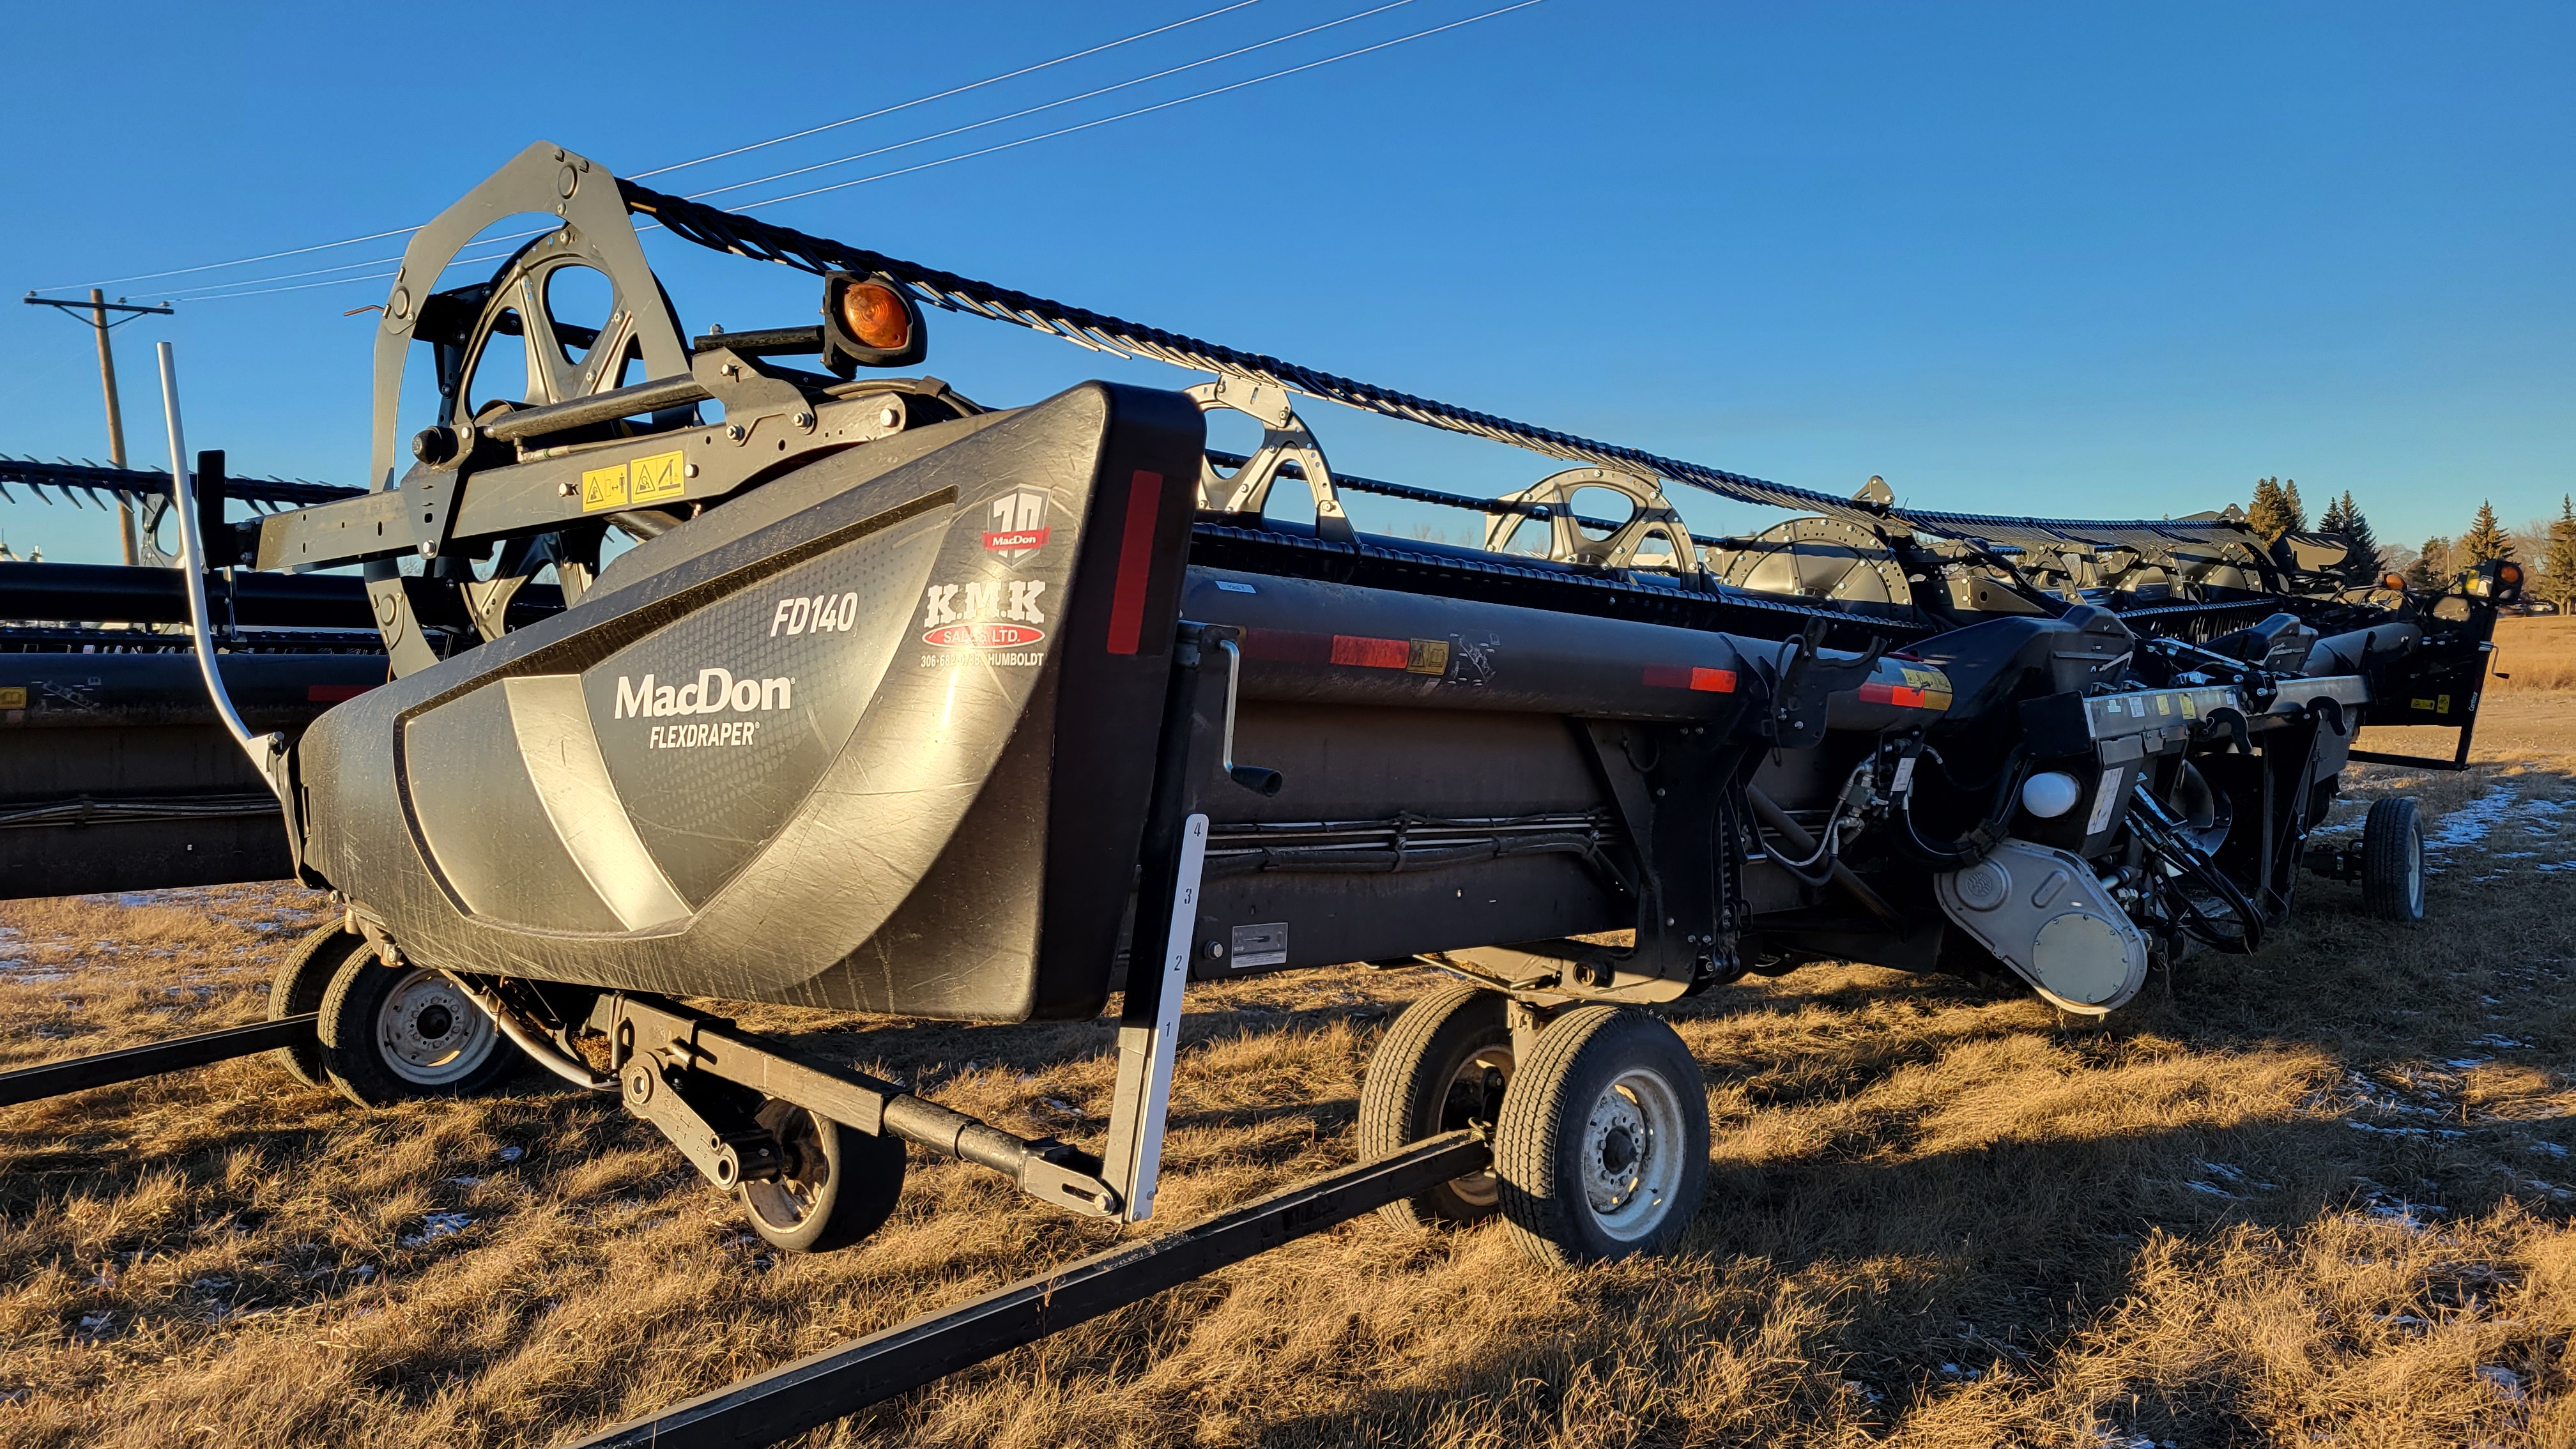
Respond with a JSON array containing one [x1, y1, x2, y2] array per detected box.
[[2021, 770, 2083, 820]]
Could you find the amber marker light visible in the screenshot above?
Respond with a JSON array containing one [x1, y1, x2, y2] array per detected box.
[[818, 271, 928, 375], [839, 280, 912, 352], [2382, 572, 2407, 591], [2499, 562, 2524, 588]]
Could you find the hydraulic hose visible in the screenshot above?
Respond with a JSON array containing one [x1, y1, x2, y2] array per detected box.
[[1888, 745, 2029, 869]]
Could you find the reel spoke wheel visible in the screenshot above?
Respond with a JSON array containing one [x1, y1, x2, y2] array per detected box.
[[1358, 985, 1514, 1229], [269, 924, 369, 1087], [1494, 1005, 1708, 1266], [737, 1100, 907, 1254], [318, 958, 517, 1107], [2362, 797, 2426, 923]]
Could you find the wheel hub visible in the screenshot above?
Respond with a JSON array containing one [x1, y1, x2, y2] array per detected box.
[[1582, 1089, 1653, 1213], [374, 969, 500, 1084]]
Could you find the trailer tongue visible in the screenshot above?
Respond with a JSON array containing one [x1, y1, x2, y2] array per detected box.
[[4, 137, 2510, 1443]]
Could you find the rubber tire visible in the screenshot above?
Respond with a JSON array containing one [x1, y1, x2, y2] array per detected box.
[[1358, 986, 1515, 1229], [2362, 797, 2426, 923], [737, 1101, 908, 1254], [270, 924, 367, 1087], [317, 956, 519, 1107], [1494, 1006, 1709, 1267]]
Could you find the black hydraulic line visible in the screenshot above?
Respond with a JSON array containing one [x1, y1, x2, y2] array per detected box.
[[0, 1013, 316, 1108], [560, 1129, 1490, 1449], [1741, 785, 1904, 929]]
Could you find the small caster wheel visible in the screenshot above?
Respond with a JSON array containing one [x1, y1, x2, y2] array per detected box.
[[2362, 797, 2425, 922], [738, 1100, 907, 1254], [1494, 1006, 1708, 1266], [1358, 985, 1514, 1229], [318, 955, 519, 1107], [269, 924, 369, 1088]]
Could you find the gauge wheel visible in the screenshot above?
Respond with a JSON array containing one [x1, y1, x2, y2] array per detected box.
[[269, 924, 369, 1088], [1358, 986, 1515, 1229], [1493, 1006, 1708, 1266], [317, 957, 518, 1107], [737, 1100, 908, 1254], [2362, 796, 2426, 922]]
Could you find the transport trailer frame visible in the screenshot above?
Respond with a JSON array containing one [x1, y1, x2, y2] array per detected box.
[[564, 1131, 1492, 1449]]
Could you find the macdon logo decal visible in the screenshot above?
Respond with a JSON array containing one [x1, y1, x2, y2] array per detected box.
[[921, 580, 1046, 650], [613, 669, 793, 719], [981, 488, 1052, 565]]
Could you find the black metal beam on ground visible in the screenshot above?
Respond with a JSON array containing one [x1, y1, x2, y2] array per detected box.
[[2348, 749, 2471, 772], [0, 1013, 316, 1108], [560, 1130, 1492, 1449]]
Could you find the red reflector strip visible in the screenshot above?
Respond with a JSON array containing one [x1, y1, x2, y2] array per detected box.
[[1329, 634, 1411, 670], [306, 684, 372, 702], [1857, 681, 1926, 708], [1642, 664, 1737, 693], [1104, 470, 1162, 656], [1242, 627, 1331, 663]]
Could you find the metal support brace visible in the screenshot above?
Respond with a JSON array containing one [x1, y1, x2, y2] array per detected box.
[[1101, 629, 1227, 1221], [599, 993, 1119, 1215]]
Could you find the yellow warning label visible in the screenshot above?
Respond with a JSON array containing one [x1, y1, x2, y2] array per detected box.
[[2438, 694, 2452, 715], [1899, 665, 1954, 709], [2155, 694, 2172, 716], [0, 687, 24, 710], [2181, 695, 2198, 719], [1406, 638, 1452, 675], [629, 450, 686, 505], [581, 463, 629, 512]]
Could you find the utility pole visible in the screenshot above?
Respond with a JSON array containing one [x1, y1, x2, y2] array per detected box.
[[24, 289, 175, 564]]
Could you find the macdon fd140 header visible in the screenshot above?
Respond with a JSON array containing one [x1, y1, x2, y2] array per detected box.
[[160, 141, 2501, 1266]]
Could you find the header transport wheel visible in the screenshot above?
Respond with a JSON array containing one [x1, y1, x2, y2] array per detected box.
[[268, 924, 371, 1088], [738, 1101, 907, 1254], [1494, 1006, 1708, 1266], [317, 959, 518, 1107], [2362, 797, 2427, 923], [1358, 986, 1515, 1229]]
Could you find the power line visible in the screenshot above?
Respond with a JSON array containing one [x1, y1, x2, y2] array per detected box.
[[684, 0, 1418, 203], [632, 0, 1267, 180], [733, 1, 1543, 212], [148, 1, 1414, 302], [139, 0, 1543, 304]]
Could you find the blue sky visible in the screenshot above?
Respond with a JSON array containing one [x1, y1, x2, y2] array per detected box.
[[3, 0, 2567, 564]]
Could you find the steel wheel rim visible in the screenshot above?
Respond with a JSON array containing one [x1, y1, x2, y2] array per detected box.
[[374, 968, 499, 1085], [1439, 1046, 1512, 1207], [1579, 1067, 1687, 1239]]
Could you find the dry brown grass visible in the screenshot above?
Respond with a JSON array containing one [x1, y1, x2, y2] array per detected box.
[[9, 731, 2576, 1446], [2488, 617, 2576, 693]]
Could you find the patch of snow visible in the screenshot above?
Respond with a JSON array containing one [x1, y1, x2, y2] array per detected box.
[[2476, 1034, 2531, 1050], [496, 1146, 523, 1163], [2425, 786, 2518, 855], [2478, 1365, 2525, 1400], [2528, 1142, 2569, 1158], [401, 1212, 474, 1246], [2186, 1180, 2235, 1197]]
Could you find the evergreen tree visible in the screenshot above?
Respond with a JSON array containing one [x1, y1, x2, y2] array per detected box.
[[2317, 493, 2348, 537], [2459, 499, 2514, 565], [2338, 491, 2382, 583], [2282, 479, 2308, 533], [2539, 496, 2576, 611], [2405, 536, 2451, 592], [2246, 477, 2296, 542]]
